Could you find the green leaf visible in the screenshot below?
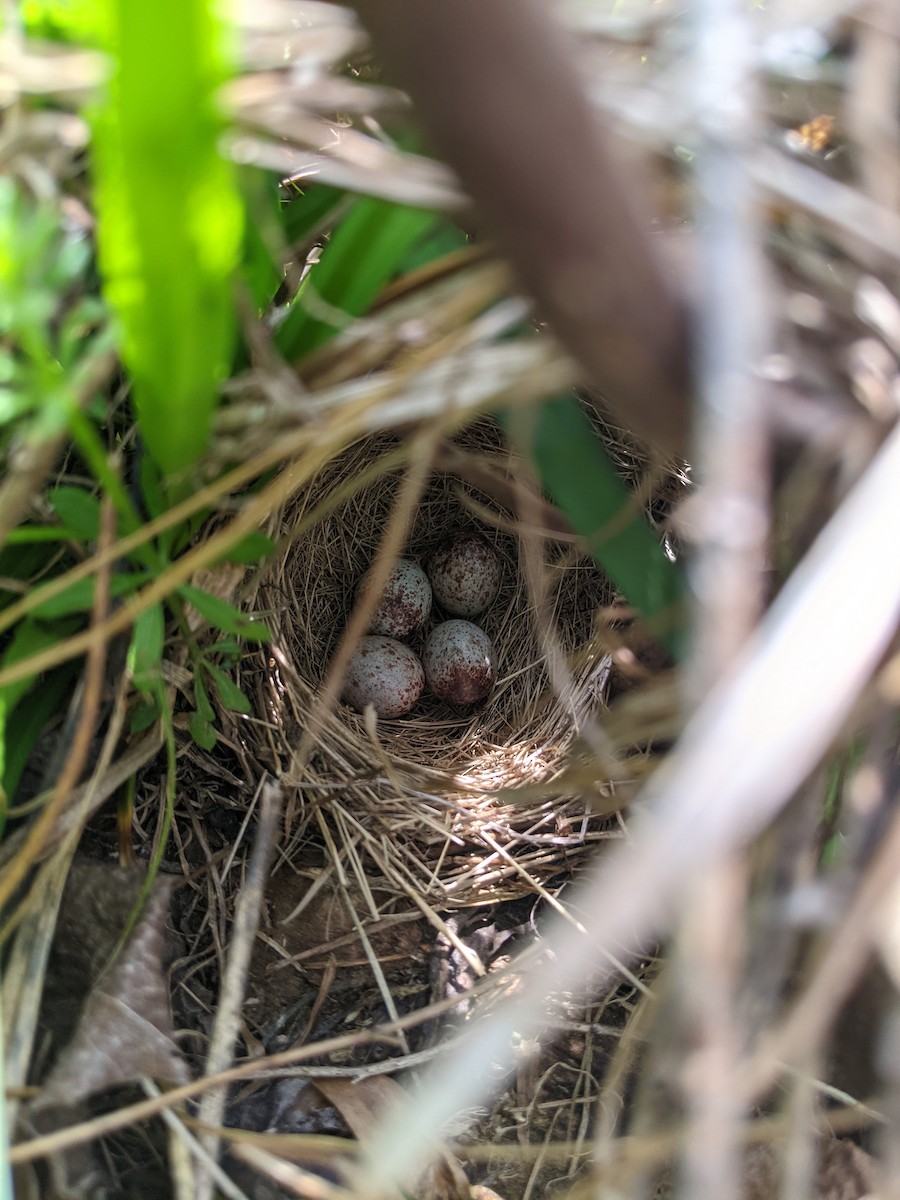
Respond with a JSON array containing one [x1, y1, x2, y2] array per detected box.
[[127, 601, 165, 695], [194, 670, 214, 719], [179, 584, 270, 642], [53, 233, 92, 290], [31, 571, 144, 619], [276, 195, 437, 361], [138, 452, 167, 520], [130, 697, 160, 733], [207, 638, 242, 658], [0, 543, 56, 594], [205, 662, 251, 715], [0, 667, 77, 815], [0, 619, 63, 713], [5, 526, 91, 545], [507, 394, 686, 657], [90, 0, 243, 476], [188, 709, 217, 750], [215, 530, 276, 565], [57, 296, 108, 369], [189, 671, 217, 748], [0, 622, 78, 809], [397, 219, 468, 275], [47, 486, 102, 541], [0, 386, 32, 427]]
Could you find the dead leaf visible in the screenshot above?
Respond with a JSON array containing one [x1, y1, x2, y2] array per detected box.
[[316, 1078, 470, 1200], [36, 862, 187, 1106]]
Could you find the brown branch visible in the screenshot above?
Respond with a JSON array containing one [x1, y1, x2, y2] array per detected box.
[[351, 0, 692, 454]]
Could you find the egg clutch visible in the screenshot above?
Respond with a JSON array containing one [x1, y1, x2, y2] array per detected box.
[[341, 532, 501, 717]]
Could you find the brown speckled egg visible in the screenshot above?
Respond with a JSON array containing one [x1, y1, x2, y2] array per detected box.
[[423, 620, 495, 706], [427, 532, 501, 617], [342, 636, 425, 717], [359, 559, 432, 639]]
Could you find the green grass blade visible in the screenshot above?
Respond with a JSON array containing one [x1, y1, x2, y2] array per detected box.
[[1, 668, 75, 810], [0, 619, 78, 811], [47, 486, 101, 540], [509, 394, 686, 657], [179, 584, 270, 642], [127, 602, 165, 696], [276, 196, 437, 361], [90, 0, 243, 478], [30, 572, 146, 620], [0, 619, 79, 711], [280, 181, 346, 246], [239, 168, 286, 316]]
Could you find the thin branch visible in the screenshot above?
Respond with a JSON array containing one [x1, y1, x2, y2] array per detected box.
[[195, 781, 282, 1200], [688, 0, 772, 686]]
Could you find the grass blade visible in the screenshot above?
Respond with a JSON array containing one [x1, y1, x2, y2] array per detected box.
[[90, 0, 243, 477], [510, 394, 686, 656], [276, 195, 437, 361], [179, 584, 270, 642]]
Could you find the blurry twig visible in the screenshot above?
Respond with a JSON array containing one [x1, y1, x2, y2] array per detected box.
[[141, 1079, 249, 1200], [752, 145, 900, 265], [227, 133, 464, 212], [688, 0, 772, 686], [673, 0, 772, 1193], [351, 0, 692, 455], [195, 781, 282, 1200], [845, 2, 900, 213], [743, 800, 900, 1103], [230, 1142, 351, 1200], [677, 861, 747, 1200], [0, 34, 106, 101]]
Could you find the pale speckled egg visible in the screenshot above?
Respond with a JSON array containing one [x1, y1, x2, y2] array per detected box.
[[427, 533, 501, 617], [342, 636, 425, 717], [359, 559, 432, 639], [423, 620, 495, 706]]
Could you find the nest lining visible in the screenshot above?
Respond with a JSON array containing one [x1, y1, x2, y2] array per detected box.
[[255, 421, 619, 904]]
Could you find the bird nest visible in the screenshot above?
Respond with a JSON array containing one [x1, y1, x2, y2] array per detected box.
[[251, 421, 619, 908]]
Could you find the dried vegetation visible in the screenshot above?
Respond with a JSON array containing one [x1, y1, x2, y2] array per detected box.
[[5, 1, 900, 1198]]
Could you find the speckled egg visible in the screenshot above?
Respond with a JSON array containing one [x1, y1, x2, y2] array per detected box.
[[359, 559, 432, 639], [427, 532, 501, 617], [342, 636, 425, 717], [423, 620, 495, 706]]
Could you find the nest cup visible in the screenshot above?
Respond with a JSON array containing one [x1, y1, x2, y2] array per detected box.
[[261, 421, 617, 905]]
